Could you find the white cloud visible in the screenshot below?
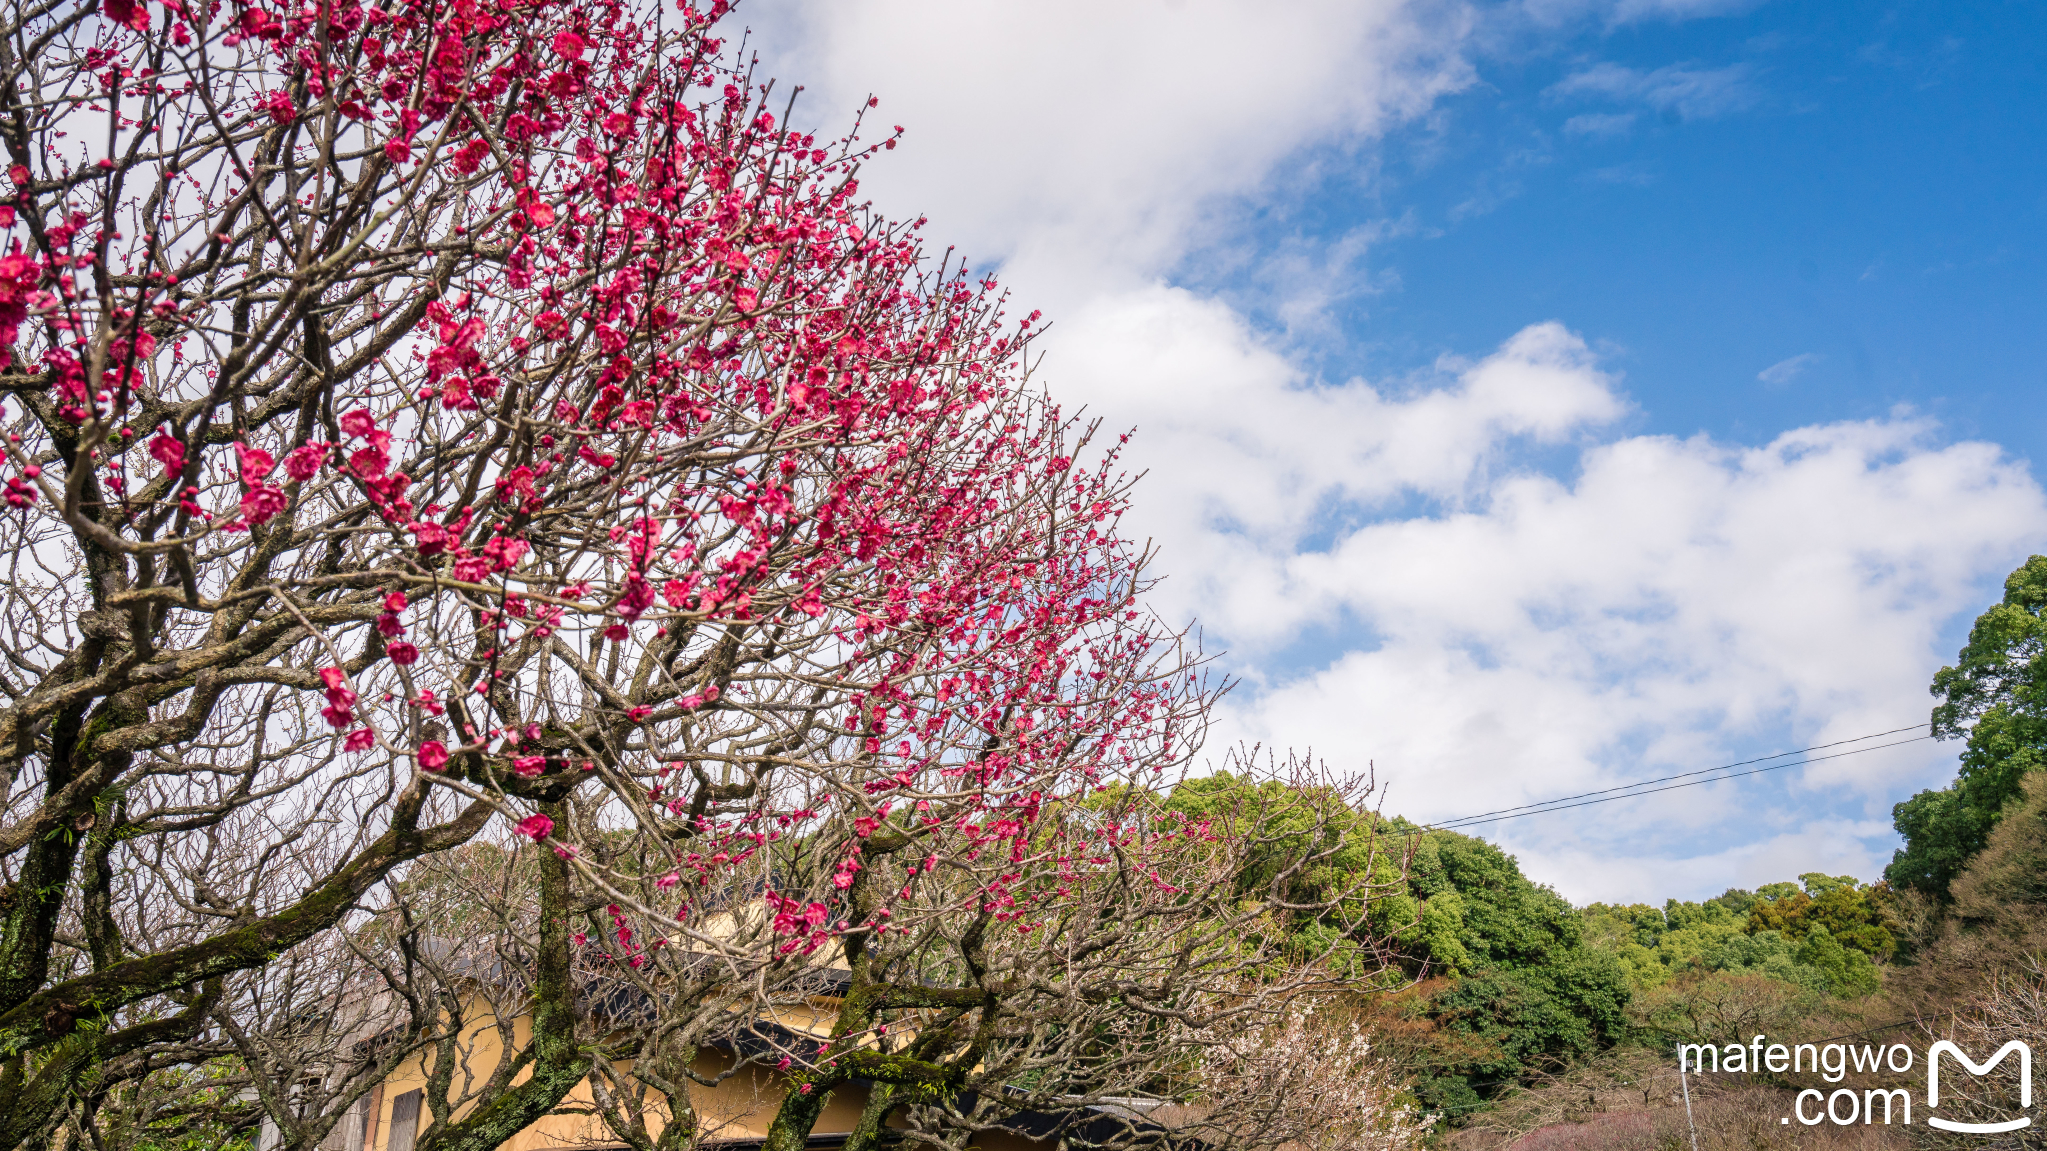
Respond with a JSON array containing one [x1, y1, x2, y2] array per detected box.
[[1219, 408, 2046, 900], [1603, 0, 1768, 23], [1547, 61, 1761, 120], [1521, 818, 1902, 907], [751, 0, 1475, 291], [1563, 111, 1639, 137], [1048, 311, 1628, 642], [1759, 351, 1821, 386], [1516, 0, 1767, 27], [1582, 161, 1659, 186]]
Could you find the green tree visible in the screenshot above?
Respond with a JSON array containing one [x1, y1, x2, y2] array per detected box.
[[1421, 956, 1631, 1100], [1948, 771, 2047, 921], [1580, 878, 1889, 996], [1889, 555, 2047, 897], [1382, 832, 1630, 1121], [1792, 925, 1880, 997], [1705, 888, 1759, 918], [1701, 930, 1827, 993], [1164, 777, 1455, 975], [1744, 875, 1898, 961], [1419, 832, 1585, 970], [1796, 872, 1858, 899]]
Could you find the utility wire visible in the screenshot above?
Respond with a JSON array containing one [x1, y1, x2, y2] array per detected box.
[[1435, 735, 1932, 831], [1433, 724, 1929, 828], [1403, 724, 1934, 835]]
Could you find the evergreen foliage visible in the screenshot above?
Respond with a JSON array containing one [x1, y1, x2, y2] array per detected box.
[[1580, 874, 1893, 997], [1889, 554, 2047, 897]]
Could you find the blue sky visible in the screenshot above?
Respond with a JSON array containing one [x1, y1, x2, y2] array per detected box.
[[1340, 0, 2047, 460], [756, 0, 2047, 903]]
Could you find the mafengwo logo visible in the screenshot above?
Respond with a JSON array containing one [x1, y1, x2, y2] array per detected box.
[[1677, 1036, 2033, 1132], [1927, 1041, 2032, 1134]]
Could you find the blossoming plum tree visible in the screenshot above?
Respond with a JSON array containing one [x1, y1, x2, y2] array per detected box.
[[0, 2, 1412, 1148]]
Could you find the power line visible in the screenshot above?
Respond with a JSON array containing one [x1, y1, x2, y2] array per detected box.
[[1435, 735, 1931, 830], [1433, 724, 1929, 828], [1409, 724, 1933, 835]]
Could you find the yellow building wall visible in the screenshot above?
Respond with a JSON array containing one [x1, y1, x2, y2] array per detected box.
[[361, 996, 1047, 1150]]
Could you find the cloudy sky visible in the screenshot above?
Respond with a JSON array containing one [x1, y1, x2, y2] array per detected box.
[[747, 0, 2047, 903]]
